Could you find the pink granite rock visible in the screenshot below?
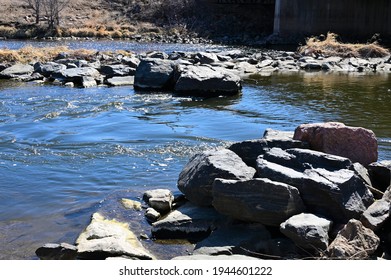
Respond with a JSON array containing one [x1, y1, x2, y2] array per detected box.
[[293, 122, 377, 166]]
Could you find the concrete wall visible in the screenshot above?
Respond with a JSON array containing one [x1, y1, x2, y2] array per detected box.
[[276, 0, 391, 39]]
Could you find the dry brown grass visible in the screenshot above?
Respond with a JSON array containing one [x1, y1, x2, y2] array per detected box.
[[0, 46, 98, 63], [298, 33, 390, 58]]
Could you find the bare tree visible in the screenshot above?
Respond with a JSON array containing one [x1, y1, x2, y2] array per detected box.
[[25, 0, 42, 24], [43, 0, 70, 30]]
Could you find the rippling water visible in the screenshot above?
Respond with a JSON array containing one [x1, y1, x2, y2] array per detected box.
[[1, 47, 391, 259]]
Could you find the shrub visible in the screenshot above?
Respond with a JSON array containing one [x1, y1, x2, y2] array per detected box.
[[298, 32, 390, 58]]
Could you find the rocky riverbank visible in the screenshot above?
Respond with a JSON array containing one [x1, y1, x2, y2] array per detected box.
[[1, 46, 391, 97], [35, 122, 391, 260]]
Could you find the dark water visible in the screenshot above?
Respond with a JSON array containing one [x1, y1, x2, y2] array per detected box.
[[1, 43, 391, 259]]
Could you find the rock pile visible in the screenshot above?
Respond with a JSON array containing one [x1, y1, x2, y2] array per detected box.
[[2, 48, 391, 95], [36, 122, 391, 260]]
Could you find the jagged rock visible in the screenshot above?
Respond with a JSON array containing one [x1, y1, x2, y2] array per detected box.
[[177, 149, 256, 206], [280, 213, 333, 251], [174, 65, 241, 96], [34, 62, 66, 77], [368, 161, 391, 192], [327, 219, 380, 259], [0, 63, 34, 78], [293, 122, 378, 166], [212, 178, 305, 226], [76, 213, 155, 260], [134, 58, 175, 90], [35, 243, 78, 260], [143, 189, 174, 214], [361, 186, 391, 231], [121, 56, 140, 68], [193, 223, 270, 256], [361, 200, 391, 231], [106, 76, 134, 86], [145, 208, 161, 223], [100, 64, 135, 78], [228, 138, 308, 168], [151, 202, 227, 241], [256, 149, 374, 223]]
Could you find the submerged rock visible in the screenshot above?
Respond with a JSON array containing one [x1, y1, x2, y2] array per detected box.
[[76, 213, 155, 260], [177, 149, 256, 206], [35, 243, 78, 260]]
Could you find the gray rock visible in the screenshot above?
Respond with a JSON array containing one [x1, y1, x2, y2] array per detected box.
[[100, 64, 135, 78], [0, 64, 34, 78], [81, 76, 97, 88], [121, 56, 140, 68], [263, 129, 295, 141], [106, 76, 134, 87], [196, 52, 219, 64], [12, 72, 43, 82], [76, 212, 155, 260], [143, 189, 174, 214], [228, 138, 308, 168], [174, 65, 241, 96], [177, 149, 256, 206], [327, 219, 380, 259], [368, 161, 391, 192], [134, 58, 175, 90], [151, 202, 227, 241], [212, 178, 305, 226], [145, 207, 161, 223], [361, 199, 391, 231], [146, 51, 169, 60], [256, 150, 374, 223], [51, 67, 102, 86], [35, 243, 78, 260], [280, 213, 333, 251], [34, 62, 66, 77]]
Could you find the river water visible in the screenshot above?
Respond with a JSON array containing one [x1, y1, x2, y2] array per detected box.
[[1, 41, 391, 259]]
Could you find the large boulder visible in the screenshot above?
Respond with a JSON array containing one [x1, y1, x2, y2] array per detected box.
[[76, 213, 155, 260], [212, 178, 305, 226], [327, 219, 380, 259], [293, 122, 378, 166], [256, 148, 375, 223], [0, 63, 34, 78], [174, 65, 241, 96], [134, 58, 175, 90], [177, 149, 256, 206], [280, 213, 333, 251]]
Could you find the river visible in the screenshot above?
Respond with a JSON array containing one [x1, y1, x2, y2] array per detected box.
[[0, 40, 391, 259]]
